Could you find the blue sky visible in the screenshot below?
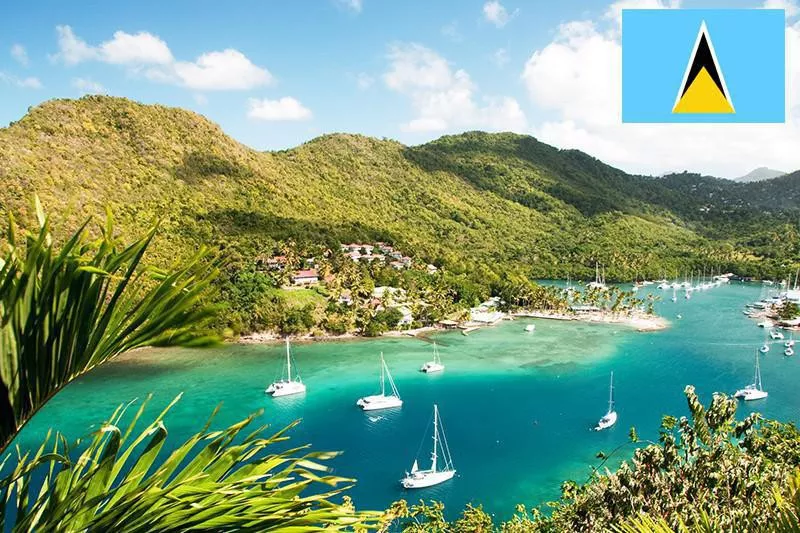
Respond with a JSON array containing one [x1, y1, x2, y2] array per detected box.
[[1, 0, 799, 177]]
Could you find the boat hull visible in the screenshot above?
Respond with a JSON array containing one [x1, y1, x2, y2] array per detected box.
[[266, 381, 306, 397], [357, 395, 403, 411], [595, 411, 618, 431], [420, 362, 444, 373], [401, 469, 455, 489], [734, 387, 768, 401]]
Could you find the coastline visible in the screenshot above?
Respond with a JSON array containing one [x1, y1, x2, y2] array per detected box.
[[236, 310, 667, 344], [513, 309, 669, 332]]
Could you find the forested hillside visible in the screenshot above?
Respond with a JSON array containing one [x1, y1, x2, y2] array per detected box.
[[0, 96, 798, 332]]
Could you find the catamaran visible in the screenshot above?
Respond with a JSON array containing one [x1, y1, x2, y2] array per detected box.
[[734, 352, 768, 401], [420, 342, 445, 373], [401, 404, 456, 489], [265, 338, 306, 397], [357, 353, 403, 410], [769, 329, 785, 340], [595, 372, 618, 431]]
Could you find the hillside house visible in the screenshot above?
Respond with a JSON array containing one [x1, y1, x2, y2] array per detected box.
[[291, 269, 319, 286]]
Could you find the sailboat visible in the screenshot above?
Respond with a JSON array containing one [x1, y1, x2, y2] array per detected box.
[[734, 352, 768, 401], [265, 338, 306, 397], [357, 353, 403, 410], [594, 372, 618, 431], [671, 287, 677, 303], [420, 342, 445, 373], [587, 263, 608, 291], [401, 404, 456, 489]]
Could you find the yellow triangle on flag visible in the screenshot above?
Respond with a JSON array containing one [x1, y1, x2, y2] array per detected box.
[[673, 67, 734, 114], [672, 21, 735, 115]]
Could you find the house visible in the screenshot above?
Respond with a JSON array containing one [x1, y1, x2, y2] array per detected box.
[[426, 264, 439, 274], [291, 269, 319, 286], [259, 255, 287, 271], [373, 286, 406, 303], [396, 306, 414, 326], [390, 260, 406, 270], [469, 309, 505, 325]]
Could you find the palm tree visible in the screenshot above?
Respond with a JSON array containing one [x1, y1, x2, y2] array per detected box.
[[0, 200, 379, 530], [0, 202, 220, 450]]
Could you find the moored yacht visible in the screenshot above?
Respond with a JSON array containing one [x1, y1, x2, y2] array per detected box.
[[734, 352, 768, 401], [265, 338, 306, 397], [400, 404, 456, 489], [357, 353, 403, 410], [594, 372, 618, 431], [420, 342, 445, 373]]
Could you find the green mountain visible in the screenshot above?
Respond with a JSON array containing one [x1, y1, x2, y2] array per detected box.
[[734, 167, 786, 182], [0, 96, 797, 286]]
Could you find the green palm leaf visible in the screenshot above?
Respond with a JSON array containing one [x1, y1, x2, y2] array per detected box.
[[0, 198, 221, 450]]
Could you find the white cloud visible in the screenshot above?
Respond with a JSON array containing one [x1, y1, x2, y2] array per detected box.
[[483, 1, 517, 28], [53, 25, 271, 91], [0, 72, 41, 89], [99, 30, 172, 65], [248, 97, 313, 121], [10, 44, 28, 66], [72, 77, 107, 95], [167, 50, 272, 91], [336, 0, 362, 13], [384, 43, 527, 133], [520, 0, 800, 177], [356, 72, 374, 90], [764, 0, 799, 18], [492, 47, 510, 67], [54, 25, 98, 65], [441, 21, 463, 42]]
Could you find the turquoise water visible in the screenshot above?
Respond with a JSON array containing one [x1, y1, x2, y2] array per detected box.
[[11, 283, 797, 519]]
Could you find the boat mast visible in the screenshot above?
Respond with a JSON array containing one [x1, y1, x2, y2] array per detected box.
[[608, 372, 615, 414], [286, 338, 292, 382], [431, 405, 439, 473], [380, 353, 386, 396], [755, 352, 762, 391]]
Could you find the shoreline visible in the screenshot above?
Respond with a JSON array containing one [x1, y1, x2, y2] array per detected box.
[[512, 309, 669, 332], [236, 310, 667, 345]]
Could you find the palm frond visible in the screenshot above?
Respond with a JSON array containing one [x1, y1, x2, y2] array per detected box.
[[1, 396, 381, 532], [0, 199, 221, 450]]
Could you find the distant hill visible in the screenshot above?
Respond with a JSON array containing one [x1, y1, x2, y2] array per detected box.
[[734, 167, 786, 182], [0, 96, 798, 284]]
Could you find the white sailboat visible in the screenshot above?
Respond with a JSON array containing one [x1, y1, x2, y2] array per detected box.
[[420, 342, 445, 373], [594, 372, 618, 431], [587, 263, 608, 291], [357, 353, 403, 410], [401, 404, 456, 489], [265, 338, 307, 397], [769, 329, 785, 340], [671, 287, 677, 302], [734, 352, 768, 401]]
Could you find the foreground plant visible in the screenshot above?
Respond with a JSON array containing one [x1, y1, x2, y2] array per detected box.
[[0, 198, 220, 450], [0, 395, 380, 531]]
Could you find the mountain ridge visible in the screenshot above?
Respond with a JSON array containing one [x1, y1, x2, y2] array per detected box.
[[0, 96, 798, 284]]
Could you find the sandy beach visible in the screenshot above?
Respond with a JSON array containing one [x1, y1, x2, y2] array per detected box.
[[513, 310, 669, 332]]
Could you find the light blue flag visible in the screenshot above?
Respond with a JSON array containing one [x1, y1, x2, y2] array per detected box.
[[622, 9, 785, 123]]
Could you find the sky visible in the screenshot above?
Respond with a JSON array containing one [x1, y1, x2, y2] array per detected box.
[[1, 0, 799, 178]]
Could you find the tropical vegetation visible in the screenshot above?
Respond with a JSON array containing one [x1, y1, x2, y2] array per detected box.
[[0, 206, 377, 531], [2, 96, 798, 336]]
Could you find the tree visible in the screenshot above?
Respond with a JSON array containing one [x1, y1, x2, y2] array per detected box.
[[0, 202, 379, 530], [779, 301, 800, 321], [0, 200, 220, 451]]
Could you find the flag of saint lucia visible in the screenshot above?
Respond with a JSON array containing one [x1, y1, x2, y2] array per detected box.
[[622, 9, 785, 123]]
